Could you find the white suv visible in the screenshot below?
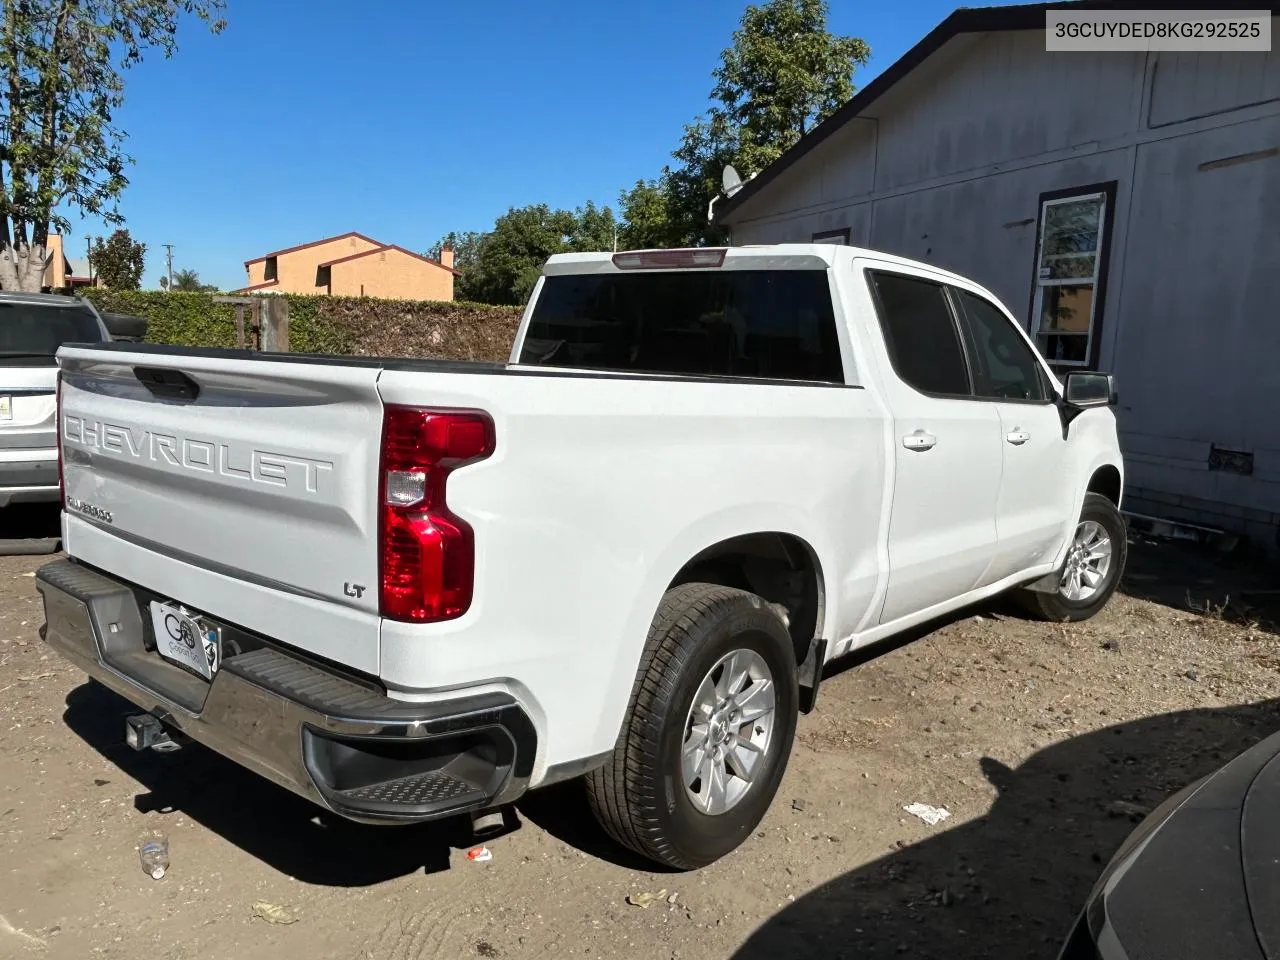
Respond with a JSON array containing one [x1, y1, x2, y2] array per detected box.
[[0, 293, 108, 508]]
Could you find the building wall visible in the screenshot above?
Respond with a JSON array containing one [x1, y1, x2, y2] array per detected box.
[[42, 234, 67, 290], [724, 27, 1280, 546], [327, 248, 454, 301], [245, 234, 381, 292]]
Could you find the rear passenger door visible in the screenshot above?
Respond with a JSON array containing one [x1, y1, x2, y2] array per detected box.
[[865, 269, 1003, 625], [950, 286, 1073, 583]]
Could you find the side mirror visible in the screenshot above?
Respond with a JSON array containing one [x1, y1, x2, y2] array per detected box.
[[1063, 371, 1116, 408]]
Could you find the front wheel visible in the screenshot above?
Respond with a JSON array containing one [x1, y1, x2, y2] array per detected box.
[[1019, 492, 1128, 622], [587, 582, 799, 870]]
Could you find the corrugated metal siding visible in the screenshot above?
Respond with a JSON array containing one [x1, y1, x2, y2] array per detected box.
[[1148, 50, 1280, 127], [1114, 115, 1280, 513], [723, 22, 1280, 543], [866, 153, 1130, 313], [871, 33, 1142, 191]]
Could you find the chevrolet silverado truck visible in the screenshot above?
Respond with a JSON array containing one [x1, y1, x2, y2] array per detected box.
[[35, 244, 1125, 869]]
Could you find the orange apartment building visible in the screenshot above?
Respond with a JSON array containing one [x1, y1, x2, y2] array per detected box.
[[40, 234, 94, 291], [238, 232, 457, 300]]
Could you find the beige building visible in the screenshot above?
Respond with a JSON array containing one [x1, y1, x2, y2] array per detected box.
[[41, 234, 94, 292], [238, 232, 457, 300]]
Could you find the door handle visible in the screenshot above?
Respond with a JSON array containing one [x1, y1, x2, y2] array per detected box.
[[1006, 429, 1031, 445], [902, 430, 937, 452]]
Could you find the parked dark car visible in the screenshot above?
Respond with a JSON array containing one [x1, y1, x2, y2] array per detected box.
[[1060, 727, 1280, 959]]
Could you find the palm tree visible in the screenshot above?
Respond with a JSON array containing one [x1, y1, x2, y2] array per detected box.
[[171, 268, 214, 292]]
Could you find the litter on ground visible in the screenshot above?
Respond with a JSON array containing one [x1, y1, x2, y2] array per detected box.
[[903, 802, 951, 826]]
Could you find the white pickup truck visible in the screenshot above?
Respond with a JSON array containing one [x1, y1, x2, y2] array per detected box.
[[36, 244, 1124, 869]]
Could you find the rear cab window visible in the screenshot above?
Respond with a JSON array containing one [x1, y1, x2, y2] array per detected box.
[[0, 301, 102, 365], [518, 268, 845, 384]]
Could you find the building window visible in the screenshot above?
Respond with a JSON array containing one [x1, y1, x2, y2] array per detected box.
[[264, 256, 278, 282], [812, 228, 850, 245], [1028, 183, 1115, 368]]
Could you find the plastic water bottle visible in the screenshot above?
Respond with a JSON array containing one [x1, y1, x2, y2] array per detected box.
[[139, 833, 169, 880]]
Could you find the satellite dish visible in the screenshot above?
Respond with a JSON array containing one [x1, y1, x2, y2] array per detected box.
[[722, 165, 744, 198]]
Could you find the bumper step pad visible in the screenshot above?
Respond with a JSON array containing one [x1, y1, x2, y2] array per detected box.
[[340, 771, 480, 807]]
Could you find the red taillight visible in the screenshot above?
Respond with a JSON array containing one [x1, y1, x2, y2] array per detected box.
[[378, 406, 495, 623], [55, 371, 65, 507], [611, 248, 726, 270]]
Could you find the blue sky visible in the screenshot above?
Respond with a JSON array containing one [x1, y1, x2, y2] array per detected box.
[[69, 0, 1024, 290]]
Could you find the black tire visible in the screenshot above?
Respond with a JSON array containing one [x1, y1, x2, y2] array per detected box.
[[1018, 493, 1128, 622], [586, 582, 799, 870]]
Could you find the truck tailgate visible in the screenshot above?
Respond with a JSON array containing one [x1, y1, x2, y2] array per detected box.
[[57, 346, 384, 670]]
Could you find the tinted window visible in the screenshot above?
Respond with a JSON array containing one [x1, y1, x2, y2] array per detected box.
[[954, 289, 1047, 402], [867, 272, 969, 396], [519, 270, 843, 383], [0, 301, 101, 361]]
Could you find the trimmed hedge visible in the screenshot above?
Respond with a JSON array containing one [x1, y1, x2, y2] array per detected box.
[[82, 289, 524, 362]]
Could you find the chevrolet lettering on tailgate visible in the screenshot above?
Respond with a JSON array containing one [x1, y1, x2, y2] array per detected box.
[[61, 415, 334, 496]]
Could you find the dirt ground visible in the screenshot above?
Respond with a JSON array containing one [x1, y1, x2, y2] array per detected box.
[[1, 513, 1278, 960]]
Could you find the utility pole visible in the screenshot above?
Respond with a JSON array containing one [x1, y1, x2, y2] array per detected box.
[[86, 237, 93, 284], [162, 244, 174, 292]]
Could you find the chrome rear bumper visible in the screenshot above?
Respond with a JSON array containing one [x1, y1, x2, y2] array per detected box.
[[35, 558, 536, 824]]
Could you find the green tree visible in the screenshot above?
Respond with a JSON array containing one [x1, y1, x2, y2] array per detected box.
[[664, 115, 739, 247], [92, 229, 145, 290], [622, 0, 868, 248], [470, 205, 573, 306], [711, 0, 869, 175], [569, 200, 618, 253], [427, 230, 485, 300], [171, 268, 215, 292], [617, 178, 677, 250], [449, 202, 620, 306], [0, 1, 225, 291]]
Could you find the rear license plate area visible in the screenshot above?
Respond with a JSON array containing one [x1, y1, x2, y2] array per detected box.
[[148, 601, 221, 681]]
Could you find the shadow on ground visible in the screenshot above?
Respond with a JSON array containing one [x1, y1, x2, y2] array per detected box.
[[62, 680, 496, 885], [733, 698, 1280, 960], [0, 502, 61, 553], [1122, 535, 1280, 630]]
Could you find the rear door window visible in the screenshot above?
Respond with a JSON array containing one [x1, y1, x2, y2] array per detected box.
[[519, 269, 844, 383], [866, 271, 971, 397]]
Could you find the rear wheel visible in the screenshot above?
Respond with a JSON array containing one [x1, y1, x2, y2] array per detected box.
[[587, 582, 798, 869], [1019, 493, 1128, 622]]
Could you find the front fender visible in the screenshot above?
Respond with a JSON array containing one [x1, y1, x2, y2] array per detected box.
[[1055, 407, 1124, 568]]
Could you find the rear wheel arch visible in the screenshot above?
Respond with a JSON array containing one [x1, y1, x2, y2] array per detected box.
[[666, 531, 826, 669]]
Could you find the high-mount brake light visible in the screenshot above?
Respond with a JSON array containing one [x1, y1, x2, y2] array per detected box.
[[611, 249, 727, 270]]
